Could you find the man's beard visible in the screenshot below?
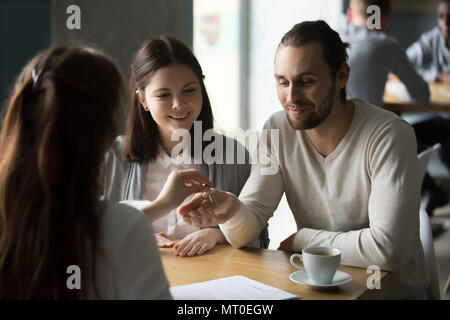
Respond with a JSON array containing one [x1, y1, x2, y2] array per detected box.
[[286, 84, 335, 130]]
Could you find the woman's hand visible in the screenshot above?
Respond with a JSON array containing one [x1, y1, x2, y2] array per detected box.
[[155, 232, 174, 248], [143, 169, 211, 221], [177, 188, 240, 226], [156, 169, 211, 212], [174, 228, 226, 257]]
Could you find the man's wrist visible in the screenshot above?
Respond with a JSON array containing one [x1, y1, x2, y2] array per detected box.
[[223, 191, 241, 219], [291, 230, 303, 252]]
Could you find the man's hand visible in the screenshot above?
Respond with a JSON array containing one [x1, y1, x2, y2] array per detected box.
[[155, 232, 174, 248], [277, 232, 298, 253], [387, 73, 400, 82], [436, 72, 450, 83], [177, 188, 240, 227]]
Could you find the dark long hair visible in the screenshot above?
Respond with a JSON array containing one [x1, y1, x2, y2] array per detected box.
[[0, 46, 124, 299], [123, 36, 214, 163]]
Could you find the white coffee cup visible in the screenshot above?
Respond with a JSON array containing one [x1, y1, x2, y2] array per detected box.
[[290, 246, 341, 284]]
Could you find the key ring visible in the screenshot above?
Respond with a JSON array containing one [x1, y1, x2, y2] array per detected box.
[[201, 183, 218, 208]]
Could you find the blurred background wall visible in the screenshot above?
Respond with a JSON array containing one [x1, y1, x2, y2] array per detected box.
[[51, 0, 193, 76], [0, 0, 51, 112], [0, 0, 193, 121]]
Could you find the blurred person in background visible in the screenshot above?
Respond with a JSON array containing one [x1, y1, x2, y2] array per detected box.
[[340, 0, 429, 106], [406, 0, 450, 215]]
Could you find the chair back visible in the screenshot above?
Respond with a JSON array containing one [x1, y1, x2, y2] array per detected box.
[[417, 143, 441, 183], [417, 143, 441, 300], [419, 208, 441, 300]]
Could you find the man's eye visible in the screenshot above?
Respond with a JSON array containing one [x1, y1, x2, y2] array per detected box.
[[278, 81, 289, 87]]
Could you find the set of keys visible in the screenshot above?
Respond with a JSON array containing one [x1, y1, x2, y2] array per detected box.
[[201, 183, 219, 208]]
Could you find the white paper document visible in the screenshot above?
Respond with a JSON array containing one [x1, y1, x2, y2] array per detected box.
[[170, 275, 298, 300]]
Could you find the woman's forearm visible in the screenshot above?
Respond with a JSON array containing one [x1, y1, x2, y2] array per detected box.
[[141, 198, 173, 222]]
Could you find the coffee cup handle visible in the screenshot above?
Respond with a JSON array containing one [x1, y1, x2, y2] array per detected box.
[[289, 253, 304, 270]]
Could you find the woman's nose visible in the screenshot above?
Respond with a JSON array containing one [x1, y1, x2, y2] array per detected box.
[[172, 95, 185, 109]]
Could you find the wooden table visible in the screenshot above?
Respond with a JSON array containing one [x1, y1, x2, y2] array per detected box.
[[383, 82, 450, 113], [160, 244, 399, 300]]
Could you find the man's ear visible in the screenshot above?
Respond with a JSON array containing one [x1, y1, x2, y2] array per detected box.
[[336, 62, 350, 91], [136, 90, 149, 111]]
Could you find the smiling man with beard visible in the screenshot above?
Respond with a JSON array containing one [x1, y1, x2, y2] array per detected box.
[[179, 20, 429, 299]]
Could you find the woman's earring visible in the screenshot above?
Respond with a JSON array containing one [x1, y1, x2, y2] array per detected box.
[[136, 90, 149, 111]]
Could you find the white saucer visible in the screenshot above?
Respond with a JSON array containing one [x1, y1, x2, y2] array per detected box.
[[289, 269, 352, 288]]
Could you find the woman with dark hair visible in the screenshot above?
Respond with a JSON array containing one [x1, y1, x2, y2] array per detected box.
[[0, 45, 210, 299], [102, 36, 268, 256]]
